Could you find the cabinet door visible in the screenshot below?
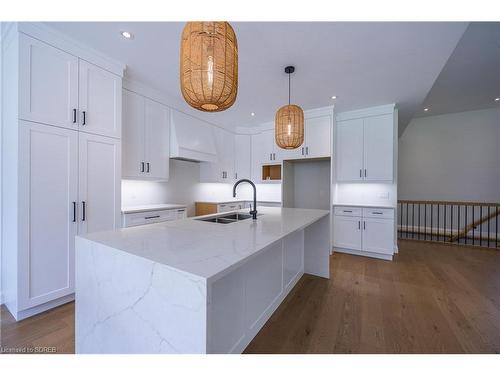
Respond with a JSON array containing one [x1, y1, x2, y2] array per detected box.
[[144, 98, 170, 180], [78, 133, 121, 235], [19, 34, 78, 129], [78, 60, 122, 138], [336, 118, 364, 181], [305, 115, 331, 158], [363, 114, 394, 181], [18, 121, 78, 309], [333, 216, 362, 250], [122, 90, 145, 178], [200, 127, 225, 182], [362, 218, 394, 255], [234, 134, 251, 180]]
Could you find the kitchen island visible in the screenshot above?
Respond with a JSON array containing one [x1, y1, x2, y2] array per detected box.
[[75, 207, 330, 353]]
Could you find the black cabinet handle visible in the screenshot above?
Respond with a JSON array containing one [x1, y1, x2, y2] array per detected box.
[[358, 221, 360, 230], [372, 212, 383, 215], [82, 111, 86, 125], [141, 162, 145, 173], [306, 146, 309, 155], [364, 169, 367, 177], [302, 148, 304, 156], [146, 162, 150, 173], [144, 215, 160, 220], [82, 201, 86, 221], [73, 109, 77, 123], [363, 221, 366, 230], [72, 202, 76, 222], [343, 210, 352, 213]]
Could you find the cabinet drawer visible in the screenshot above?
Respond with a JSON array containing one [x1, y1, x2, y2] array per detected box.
[[334, 206, 362, 217], [362, 208, 394, 219], [123, 209, 181, 228]]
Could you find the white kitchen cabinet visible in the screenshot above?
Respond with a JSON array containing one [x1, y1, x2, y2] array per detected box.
[[122, 89, 170, 180], [144, 98, 170, 180], [251, 130, 281, 183], [122, 90, 145, 178], [234, 134, 251, 180], [336, 118, 364, 181], [333, 205, 394, 259], [18, 121, 79, 310], [18, 34, 122, 139], [362, 217, 394, 255], [336, 113, 394, 182], [304, 115, 331, 158], [200, 127, 235, 183], [78, 60, 121, 138], [78, 132, 121, 235], [19, 34, 79, 130], [363, 114, 394, 181], [122, 207, 187, 228]]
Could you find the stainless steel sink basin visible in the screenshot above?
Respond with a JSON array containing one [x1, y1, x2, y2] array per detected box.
[[195, 212, 253, 224]]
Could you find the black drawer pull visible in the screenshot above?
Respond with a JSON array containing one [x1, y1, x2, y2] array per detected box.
[[82, 201, 86, 221], [82, 111, 86, 125], [73, 109, 77, 123], [372, 212, 383, 215], [72, 201, 76, 222], [343, 210, 353, 213], [145, 215, 160, 219]]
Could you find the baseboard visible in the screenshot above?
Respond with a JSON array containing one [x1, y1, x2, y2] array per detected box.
[[10, 293, 75, 321], [333, 247, 393, 261]]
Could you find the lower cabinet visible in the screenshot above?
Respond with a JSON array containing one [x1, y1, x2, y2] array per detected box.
[[122, 207, 187, 228], [333, 206, 394, 259], [10, 121, 121, 320]]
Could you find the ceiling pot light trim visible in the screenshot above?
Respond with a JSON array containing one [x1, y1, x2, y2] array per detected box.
[[180, 21, 238, 112], [275, 66, 304, 150]]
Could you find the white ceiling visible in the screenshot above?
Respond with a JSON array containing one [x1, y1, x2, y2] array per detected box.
[[46, 22, 468, 135], [418, 22, 500, 118]]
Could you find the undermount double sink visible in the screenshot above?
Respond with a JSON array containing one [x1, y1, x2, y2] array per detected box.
[[195, 212, 254, 224]]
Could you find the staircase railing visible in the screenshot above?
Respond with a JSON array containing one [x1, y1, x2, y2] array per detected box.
[[397, 200, 500, 249]]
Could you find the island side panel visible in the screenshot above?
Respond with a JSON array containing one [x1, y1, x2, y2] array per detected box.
[[75, 237, 208, 354], [207, 230, 306, 354], [304, 214, 330, 278]]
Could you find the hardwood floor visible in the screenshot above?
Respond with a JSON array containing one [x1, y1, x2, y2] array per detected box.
[[1, 240, 499, 354]]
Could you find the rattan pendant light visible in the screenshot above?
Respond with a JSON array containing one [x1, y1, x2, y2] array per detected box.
[[180, 22, 238, 112], [275, 66, 304, 149]]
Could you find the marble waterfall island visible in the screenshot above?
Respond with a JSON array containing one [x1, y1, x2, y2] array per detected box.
[[75, 207, 330, 353]]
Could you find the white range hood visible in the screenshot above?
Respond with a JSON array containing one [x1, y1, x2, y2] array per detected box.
[[170, 110, 217, 163]]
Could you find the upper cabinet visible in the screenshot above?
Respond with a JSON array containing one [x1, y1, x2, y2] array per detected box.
[[304, 115, 331, 158], [122, 89, 170, 181], [78, 60, 121, 138], [19, 34, 122, 138], [19, 34, 79, 129], [336, 108, 395, 182], [200, 127, 235, 183], [234, 135, 251, 180]]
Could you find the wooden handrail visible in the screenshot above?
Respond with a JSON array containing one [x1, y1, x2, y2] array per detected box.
[[449, 208, 500, 242], [398, 200, 500, 207]]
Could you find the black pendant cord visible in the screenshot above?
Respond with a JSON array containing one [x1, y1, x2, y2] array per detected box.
[[288, 72, 291, 106]]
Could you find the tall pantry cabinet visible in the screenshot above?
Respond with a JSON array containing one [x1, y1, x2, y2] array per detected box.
[[1, 24, 124, 320]]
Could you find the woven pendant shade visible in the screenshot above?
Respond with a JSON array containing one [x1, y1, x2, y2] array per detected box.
[[275, 66, 304, 149], [275, 104, 304, 149], [180, 22, 238, 112]]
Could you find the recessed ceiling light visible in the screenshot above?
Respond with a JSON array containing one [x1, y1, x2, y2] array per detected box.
[[495, 97, 500, 102], [251, 112, 255, 116], [331, 95, 337, 100], [121, 31, 133, 40], [424, 108, 429, 112]]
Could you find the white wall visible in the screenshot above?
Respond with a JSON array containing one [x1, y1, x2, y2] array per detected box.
[[122, 159, 282, 217], [398, 108, 500, 202]]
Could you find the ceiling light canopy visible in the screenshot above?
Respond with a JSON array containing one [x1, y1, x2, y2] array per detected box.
[[180, 22, 238, 112], [275, 66, 304, 150]]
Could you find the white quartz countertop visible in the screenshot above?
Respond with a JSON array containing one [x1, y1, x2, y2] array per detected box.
[[79, 207, 328, 281], [122, 204, 187, 214], [332, 203, 395, 209]]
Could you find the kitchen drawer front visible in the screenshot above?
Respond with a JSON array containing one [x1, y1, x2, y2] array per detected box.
[[218, 202, 244, 212], [334, 206, 362, 217], [362, 208, 394, 219], [123, 209, 183, 228]]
